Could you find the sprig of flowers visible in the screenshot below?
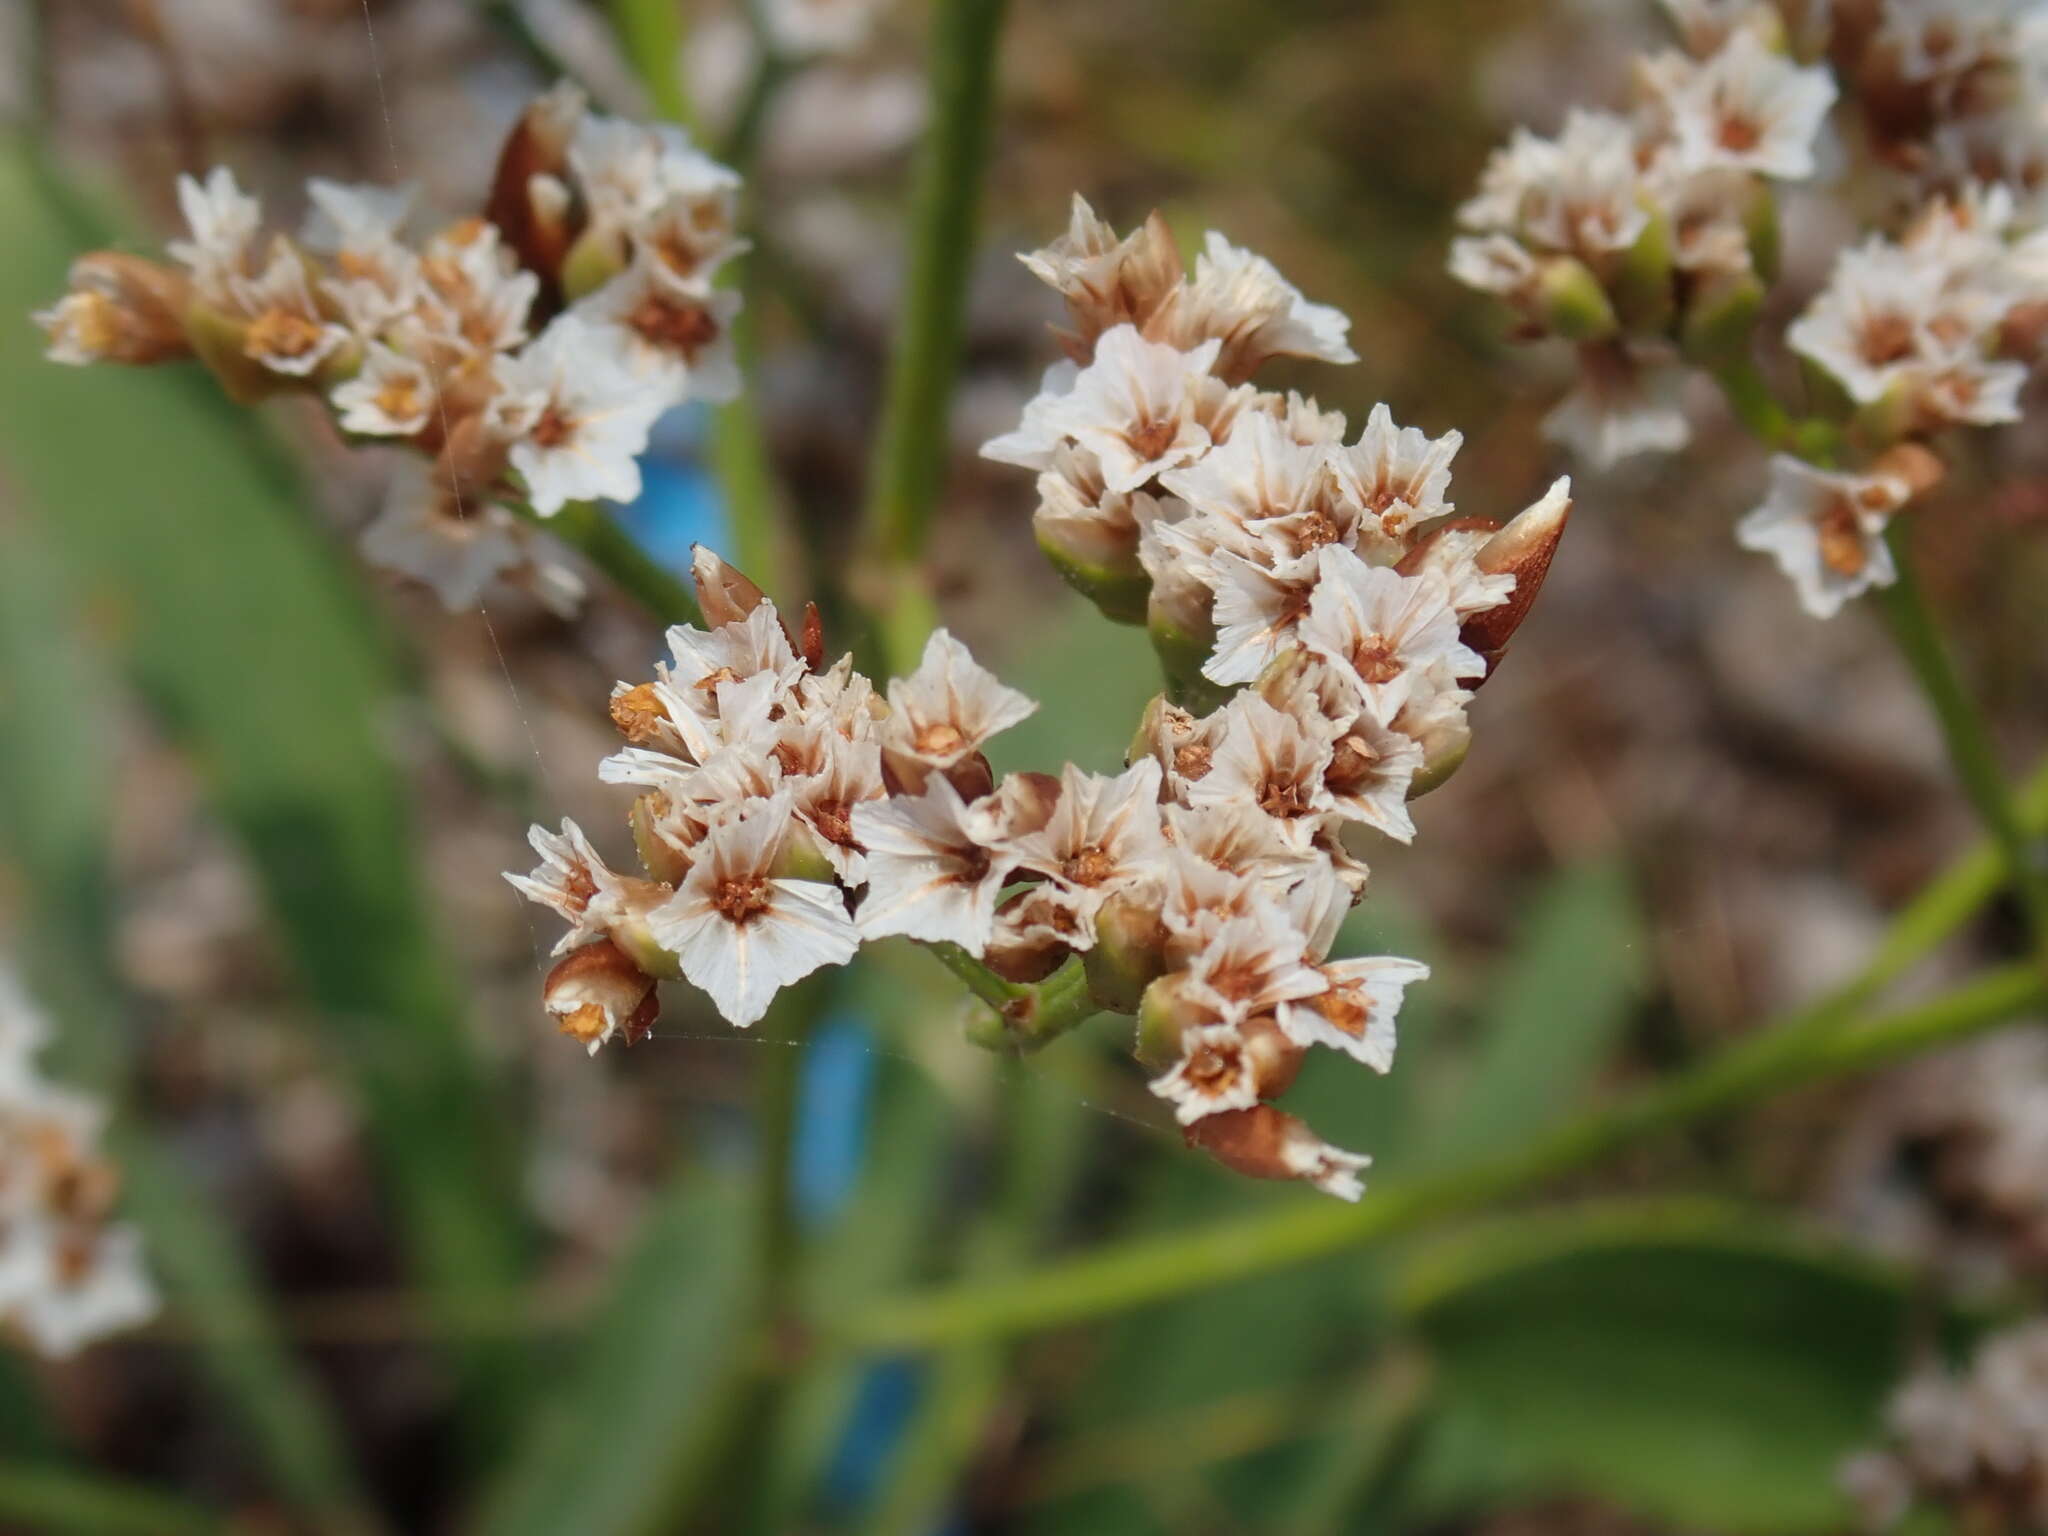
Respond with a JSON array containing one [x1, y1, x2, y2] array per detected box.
[[0, 967, 156, 1357], [510, 202, 1571, 1200], [34, 84, 747, 616]]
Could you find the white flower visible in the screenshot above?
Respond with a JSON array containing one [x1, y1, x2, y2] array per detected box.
[[304, 179, 421, 333], [494, 316, 668, 513], [167, 166, 263, 303], [571, 115, 742, 241], [1185, 693, 1337, 843], [1180, 910, 1328, 1024], [1787, 241, 1934, 405], [1320, 706, 1424, 844], [331, 344, 435, 436], [1735, 454, 1910, 619], [411, 222, 540, 360], [1448, 232, 1541, 300], [645, 795, 859, 1027], [1010, 760, 1169, 927], [1328, 403, 1463, 546], [0, 1222, 158, 1358], [505, 819, 638, 953], [1277, 1125, 1370, 1202], [1544, 343, 1693, 467], [1298, 551, 1485, 724], [1277, 955, 1428, 1069], [360, 461, 583, 616], [879, 628, 1038, 783], [783, 734, 887, 883], [1201, 547, 1322, 687], [1017, 195, 1184, 352], [636, 186, 749, 290], [852, 776, 1022, 952], [1469, 110, 1651, 257], [1150, 1022, 1263, 1124], [573, 254, 743, 405], [1040, 326, 1225, 494], [231, 243, 354, 377], [1160, 801, 1318, 890], [1163, 232, 1358, 377], [1657, 30, 1838, 180], [979, 360, 1082, 472]]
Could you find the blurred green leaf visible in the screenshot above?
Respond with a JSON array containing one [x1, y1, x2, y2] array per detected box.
[[1399, 1199, 1937, 1533], [0, 1463, 225, 1536], [0, 141, 524, 1423], [1421, 859, 1646, 1170], [475, 1173, 753, 1536], [0, 511, 381, 1531]]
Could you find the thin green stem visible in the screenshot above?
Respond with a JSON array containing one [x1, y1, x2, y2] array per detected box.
[[514, 500, 702, 627], [1875, 524, 2048, 945], [858, 0, 1008, 572], [1711, 356, 1795, 447], [605, 0, 693, 128], [0, 1465, 225, 1536], [929, 947, 1102, 1052], [828, 963, 2044, 1351]]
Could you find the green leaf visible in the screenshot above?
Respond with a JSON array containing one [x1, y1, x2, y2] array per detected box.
[[0, 140, 524, 1422], [0, 1463, 225, 1536], [1422, 859, 1646, 1170], [475, 1173, 753, 1536], [1399, 1199, 1939, 1533], [0, 511, 381, 1531]]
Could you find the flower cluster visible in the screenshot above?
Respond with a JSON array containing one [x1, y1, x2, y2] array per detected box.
[[0, 968, 156, 1357], [1453, 0, 2048, 625], [1842, 1321, 2048, 1531], [508, 203, 1570, 1198], [1450, 13, 1835, 466], [34, 83, 747, 616]]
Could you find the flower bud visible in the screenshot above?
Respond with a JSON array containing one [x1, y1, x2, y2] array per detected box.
[[1148, 589, 1230, 717], [771, 824, 840, 885], [1403, 714, 1472, 800], [1679, 266, 1766, 365], [1536, 256, 1619, 342], [1082, 889, 1169, 1014], [941, 752, 996, 805], [691, 545, 771, 627], [1870, 441, 1944, 501], [543, 938, 660, 1052], [487, 82, 587, 301], [1037, 521, 1153, 625], [984, 890, 1075, 984], [1183, 1106, 1369, 1201], [1239, 1014, 1306, 1099], [630, 793, 693, 885], [1135, 972, 1202, 1071], [36, 253, 194, 366], [560, 223, 630, 303], [1607, 203, 1675, 335], [1460, 477, 1571, 673]]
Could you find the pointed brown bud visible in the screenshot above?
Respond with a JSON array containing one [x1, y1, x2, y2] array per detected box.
[[800, 603, 826, 671], [487, 83, 587, 304], [1240, 1014, 1306, 1099], [1460, 477, 1571, 675], [691, 545, 771, 627], [1870, 442, 1944, 501], [940, 752, 996, 805], [543, 939, 660, 1052], [36, 253, 194, 366], [1183, 1105, 1368, 1200]]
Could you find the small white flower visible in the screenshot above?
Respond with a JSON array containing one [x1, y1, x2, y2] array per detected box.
[[646, 795, 859, 1027], [411, 222, 541, 360], [1319, 706, 1424, 844], [505, 819, 639, 954], [979, 360, 1083, 472], [571, 115, 742, 242], [1328, 403, 1463, 546], [1163, 231, 1358, 377], [1179, 909, 1328, 1024], [1544, 343, 1693, 468], [0, 1222, 158, 1359], [1658, 30, 1838, 180], [360, 461, 582, 616], [783, 733, 887, 883], [1448, 233, 1542, 301], [231, 243, 354, 377], [304, 179, 421, 333], [1735, 454, 1909, 619], [167, 166, 263, 303], [1010, 760, 1169, 927], [1277, 955, 1428, 1069], [879, 629, 1038, 783], [332, 344, 435, 436], [495, 315, 669, 514], [1150, 1022, 1263, 1125], [1041, 325, 1225, 494], [852, 776, 1022, 952], [1475, 110, 1651, 257], [1298, 551, 1485, 725], [1277, 1124, 1371, 1202], [1787, 241, 1936, 405], [1186, 693, 1337, 843], [574, 254, 743, 405], [1017, 195, 1185, 353], [1161, 801, 1318, 890], [1200, 546, 1322, 687]]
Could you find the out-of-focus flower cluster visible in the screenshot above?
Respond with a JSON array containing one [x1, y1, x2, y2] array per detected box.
[[1452, 0, 2048, 623], [0, 967, 155, 1358], [35, 83, 747, 615], [507, 204, 1571, 1200], [1842, 1321, 2048, 1531]]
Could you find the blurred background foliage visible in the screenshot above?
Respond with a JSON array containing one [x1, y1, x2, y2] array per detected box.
[[0, 0, 2045, 1532]]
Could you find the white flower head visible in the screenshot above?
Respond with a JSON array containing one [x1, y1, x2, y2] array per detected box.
[[851, 775, 1023, 952], [1329, 403, 1463, 546], [331, 343, 436, 437], [574, 254, 743, 405], [411, 221, 540, 360], [1298, 551, 1485, 725], [1041, 325, 1225, 494], [168, 166, 263, 303], [880, 629, 1038, 782], [1787, 240, 1935, 405], [304, 179, 421, 332], [1200, 547, 1322, 687], [1277, 955, 1428, 1069], [1150, 1022, 1263, 1125], [495, 315, 669, 514], [1544, 343, 1693, 467], [1012, 759, 1169, 923], [1018, 195, 1185, 354], [505, 819, 638, 954], [1185, 692, 1337, 844], [1448, 232, 1542, 301], [783, 734, 887, 883], [1659, 30, 1838, 180], [1735, 454, 1910, 619], [1474, 110, 1651, 257], [646, 795, 859, 1027], [1179, 908, 1329, 1024], [231, 243, 354, 377], [361, 460, 583, 617], [1162, 232, 1358, 378]]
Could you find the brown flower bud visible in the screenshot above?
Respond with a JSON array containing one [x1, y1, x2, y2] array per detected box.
[[1870, 442, 1944, 502], [487, 82, 587, 305], [691, 544, 772, 627], [1460, 477, 1572, 676], [1183, 1105, 1368, 1199], [38, 253, 194, 366], [1239, 1014, 1306, 1099], [543, 938, 660, 1051]]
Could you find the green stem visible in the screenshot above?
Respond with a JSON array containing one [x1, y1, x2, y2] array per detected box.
[[858, 0, 1009, 572], [517, 500, 702, 627], [1711, 356, 1795, 447], [828, 963, 2044, 1351], [1875, 524, 2048, 945], [927, 947, 1102, 1052], [605, 0, 693, 128], [0, 1465, 225, 1536]]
